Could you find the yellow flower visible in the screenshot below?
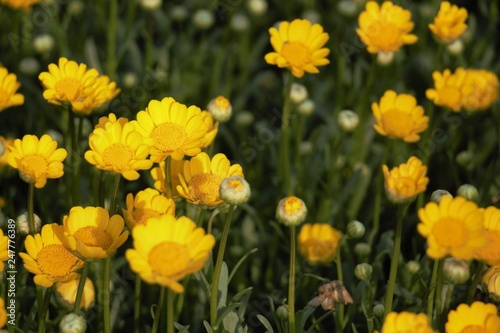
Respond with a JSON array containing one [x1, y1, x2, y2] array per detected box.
[[0, 0, 40, 11], [75, 75, 121, 115], [0, 67, 24, 111], [7, 134, 67, 188], [482, 266, 500, 301], [200, 111, 219, 148], [429, 2, 468, 44], [475, 206, 500, 265], [276, 196, 308, 227], [356, 1, 418, 54], [298, 223, 342, 264], [381, 312, 436, 333], [84, 113, 153, 181], [264, 19, 330, 78], [150, 158, 185, 198], [38, 57, 99, 112], [55, 276, 95, 310], [0, 229, 9, 272], [125, 214, 215, 293], [95, 112, 128, 129], [417, 196, 486, 260], [461, 69, 499, 112], [426, 68, 467, 112], [0, 297, 6, 328], [122, 188, 176, 229], [0, 136, 14, 167], [382, 156, 429, 204], [55, 206, 129, 260], [445, 301, 500, 333], [177, 152, 244, 208], [131, 97, 210, 162], [19, 224, 84, 287], [372, 90, 428, 142]]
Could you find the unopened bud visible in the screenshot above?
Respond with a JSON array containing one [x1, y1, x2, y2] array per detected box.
[[122, 72, 138, 89], [171, 5, 188, 22], [207, 96, 232, 122], [297, 99, 315, 117], [337, 0, 358, 17], [247, 0, 267, 16], [373, 304, 385, 318], [59, 313, 87, 333], [220, 176, 251, 205], [346, 220, 365, 239], [19, 57, 40, 76], [457, 184, 478, 202], [338, 110, 359, 132], [231, 13, 250, 32], [235, 111, 254, 127], [377, 51, 394, 66], [276, 196, 307, 227], [193, 9, 214, 30], [67, 0, 84, 15], [302, 10, 321, 24], [299, 141, 313, 156], [354, 242, 371, 257], [276, 304, 288, 320], [140, 0, 162, 10], [17, 212, 42, 234], [430, 189, 453, 204], [290, 83, 308, 104], [355, 263, 373, 280], [33, 34, 55, 54], [443, 258, 470, 284], [447, 39, 464, 55], [406, 260, 421, 275]]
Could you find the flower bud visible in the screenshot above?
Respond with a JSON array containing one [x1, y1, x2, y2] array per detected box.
[[457, 184, 478, 202], [337, 0, 358, 17], [19, 57, 40, 76], [299, 141, 313, 156], [220, 176, 251, 205], [346, 220, 365, 239], [235, 111, 254, 127], [447, 39, 464, 55], [302, 10, 321, 24], [67, 0, 84, 16], [377, 51, 394, 66], [122, 72, 138, 89], [443, 258, 470, 284], [297, 99, 315, 117], [193, 9, 214, 30], [430, 189, 453, 204], [355, 263, 373, 280], [45, 130, 64, 147], [456, 150, 474, 170], [276, 196, 307, 227], [373, 304, 385, 318], [56, 277, 95, 310], [483, 266, 500, 303], [33, 34, 55, 54], [231, 13, 250, 32], [290, 83, 308, 104], [247, 0, 268, 16], [171, 5, 188, 22], [140, 0, 162, 10], [59, 313, 87, 333], [337, 110, 359, 132], [16, 212, 41, 234], [354, 242, 371, 257], [207, 96, 232, 122], [276, 304, 288, 320], [406, 260, 421, 275]]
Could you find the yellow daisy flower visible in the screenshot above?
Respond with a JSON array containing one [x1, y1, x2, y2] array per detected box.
[[475, 206, 500, 265], [75, 75, 121, 115], [356, 1, 418, 55], [298, 223, 342, 264], [372, 90, 429, 142], [84, 113, 153, 181], [55, 276, 95, 310], [482, 265, 500, 301], [38, 57, 99, 112], [95, 112, 129, 129], [381, 312, 436, 333], [417, 196, 486, 260], [0, 0, 40, 11], [122, 188, 176, 229], [426, 68, 467, 112], [461, 69, 499, 112], [55, 206, 129, 260], [382, 156, 429, 204], [200, 111, 219, 148], [0, 229, 9, 272], [150, 158, 185, 198], [445, 301, 500, 333], [0, 297, 6, 328], [429, 1, 468, 44], [19, 224, 84, 287], [131, 97, 210, 162], [125, 214, 215, 293], [264, 19, 330, 78], [0, 136, 14, 167], [177, 152, 244, 208], [7, 134, 67, 188], [0, 67, 24, 111]]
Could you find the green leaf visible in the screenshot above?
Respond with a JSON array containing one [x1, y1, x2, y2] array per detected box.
[[204, 320, 214, 333], [256, 315, 275, 333], [218, 262, 229, 309], [228, 248, 258, 283]]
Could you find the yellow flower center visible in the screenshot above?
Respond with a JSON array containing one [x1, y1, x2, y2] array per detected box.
[[381, 109, 413, 137], [461, 326, 488, 333], [37, 244, 81, 277], [227, 179, 243, 191], [189, 173, 222, 203], [151, 123, 188, 153], [432, 217, 466, 248], [21, 154, 48, 180], [74, 226, 113, 250], [281, 42, 311, 67], [284, 196, 304, 215], [103, 143, 134, 170], [148, 241, 190, 276], [367, 22, 400, 51], [55, 78, 84, 102], [132, 208, 162, 226]]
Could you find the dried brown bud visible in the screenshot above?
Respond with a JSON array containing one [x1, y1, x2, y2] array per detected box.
[[307, 280, 353, 310]]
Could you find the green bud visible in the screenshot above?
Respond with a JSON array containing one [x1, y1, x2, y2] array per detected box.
[[354, 242, 371, 258], [346, 220, 365, 239], [430, 189, 453, 204], [457, 184, 479, 202], [276, 304, 288, 320], [443, 258, 470, 284], [406, 260, 421, 275], [354, 263, 373, 280], [372, 304, 385, 318]]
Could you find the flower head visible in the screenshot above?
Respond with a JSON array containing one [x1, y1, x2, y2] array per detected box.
[[417, 196, 486, 260], [207, 96, 232, 123], [0, 0, 40, 11], [219, 176, 251, 205], [461, 69, 499, 112], [56, 206, 129, 260], [356, 1, 418, 54], [131, 97, 210, 162], [177, 152, 244, 208], [381, 312, 436, 333], [84, 114, 153, 181], [0, 67, 24, 111], [264, 19, 330, 78], [372, 90, 428, 142], [19, 224, 84, 287], [482, 266, 500, 301], [475, 206, 500, 265], [7, 134, 67, 188], [382, 156, 429, 203], [55, 276, 95, 310], [426, 68, 467, 111], [0, 230, 9, 272], [276, 196, 308, 227], [60, 313, 87, 333], [0, 136, 14, 167], [122, 188, 176, 229], [76, 75, 120, 115], [445, 301, 500, 333], [429, 2, 468, 44], [150, 158, 184, 198], [298, 223, 342, 264], [125, 215, 215, 292]]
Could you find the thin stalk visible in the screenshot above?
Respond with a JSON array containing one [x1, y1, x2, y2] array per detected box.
[[151, 287, 166, 333], [427, 259, 440, 321], [279, 74, 294, 196], [207, 208, 220, 235], [35, 287, 44, 333], [134, 276, 141, 333], [37, 286, 53, 333], [72, 115, 83, 205], [106, 0, 118, 80], [109, 174, 121, 215], [103, 256, 112, 333], [335, 241, 345, 333], [164, 157, 173, 198], [467, 262, 485, 304], [73, 262, 89, 313], [288, 225, 297, 333], [167, 289, 174, 333], [28, 183, 35, 234], [98, 171, 106, 207], [210, 205, 236, 329], [434, 259, 445, 328]]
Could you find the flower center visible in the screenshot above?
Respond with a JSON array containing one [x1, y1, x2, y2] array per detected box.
[[21, 154, 48, 181], [132, 208, 162, 226], [103, 144, 134, 171], [37, 244, 81, 277], [55, 78, 84, 102], [281, 42, 311, 67], [74, 226, 113, 250], [432, 217, 466, 248], [367, 22, 400, 51], [440, 86, 461, 109], [215, 96, 230, 109], [381, 109, 413, 137], [284, 196, 304, 215], [151, 123, 188, 153], [461, 326, 489, 333], [189, 173, 222, 203], [148, 241, 190, 276]]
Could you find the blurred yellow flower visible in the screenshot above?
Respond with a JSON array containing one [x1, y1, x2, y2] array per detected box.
[[0, 229, 9, 272], [0, 297, 6, 328], [19, 224, 84, 287], [200, 110, 219, 148], [0, 67, 24, 111], [0, 0, 39, 11], [56, 206, 129, 260], [0, 136, 14, 167], [7, 134, 67, 188], [84, 113, 153, 181], [482, 265, 500, 301], [126, 215, 215, 293], [264, 19, 330, 78], [461, 69, 499, 112], [298, 223, 342, 264], [445, 301, 500, 333], [131, 97, 209, 162], [382, 156, 428, 204], [381, 312, 436, 333], [356, 1, 418, 54], [475, 206, 500, 265], [75, 75, 121, 115], [122, 188, 176, 229], [177, 152, 244, 208], [417, 196, 486, 260], [207, 96, 232, 123], [426, 68, 467, 112], [56, 276, 95, 310], [150, 158, 184, 198], [429, 1, 468, 44], [372, 90, 428, 142]]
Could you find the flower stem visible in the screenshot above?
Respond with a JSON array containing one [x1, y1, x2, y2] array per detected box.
[[73, 262, 89, 313], [151, 287, 166, 333], [279, 74, 294, 196], [210, 205, 236, 329], [164, 156, 173, 198], [384, 203, 409, 317], [37, 286, 52, 333], [467, 262, 485, 304], [28, 183, 35, 234], [35, 286, 45, 333], [109, 174, 121, 215], [335, 240, 345, 333], [103, 256, 112, 333], [433, 259, 445, 327], [207, 208, 220, 235], [106, 0, 118, 81], [134, 275, 141, 333], [288, 225, 297, 333], [427, 259, 439, 321], [167, 289, 174, 333]]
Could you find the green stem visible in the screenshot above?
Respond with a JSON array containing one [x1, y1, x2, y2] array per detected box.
[[109, 174, 121, 215], [134, 275, 141, 333], [279, 74, 294, 196], [98, 171, 106, 207], [167, 289, 174, 333], [164, 157, 173, 198], [467, 262, 485, 304], [37, 286, 52, 333], [207, 208, 220, 235], [426, 259, 439, 320], [28, 183, 36, 234], [288, 225, 297, 333], [335, 240, 345, 333], [72, 115, 82, 205], [210, 205, 236, 329], [35, 286, 44, 333], [73, 262, 89, 313], [434, 259, 445, 327], [151, 287, 166, 333], [103, 257, 112, 333], [384, 203, 409, 317], [106, 0, 118, 80]]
